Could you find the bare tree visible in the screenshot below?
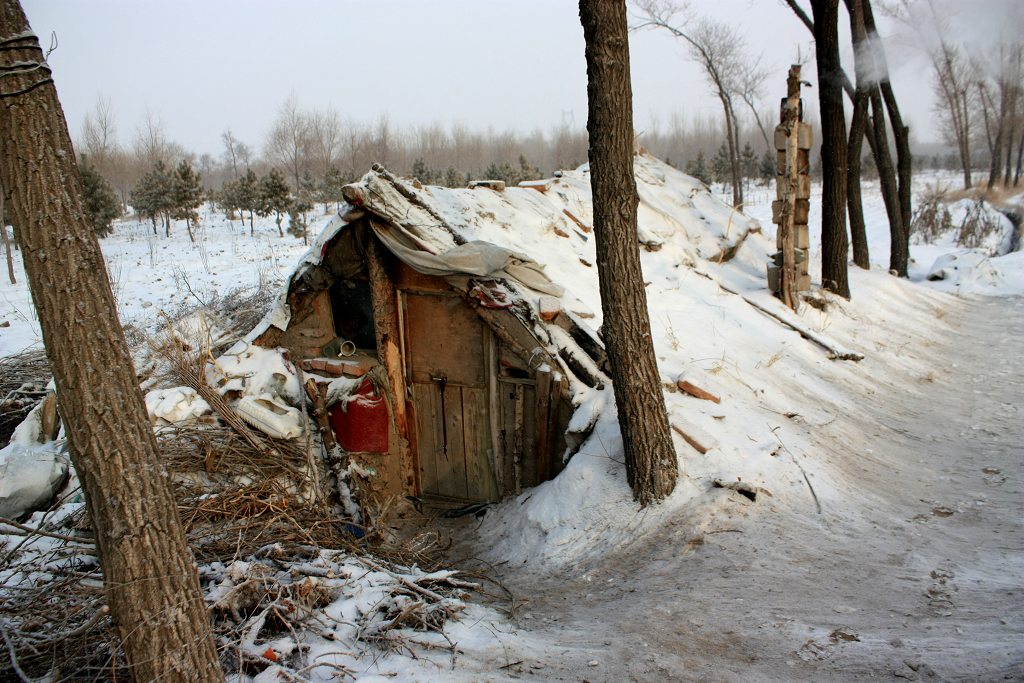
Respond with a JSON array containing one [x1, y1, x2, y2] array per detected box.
[[221, 128, 243, 180], [310, 105, 343, 177], [133, 111, 175, 167], [580, 0, 679, 506], [266, 94, 312, 190], [845, 0, 871, 269], [0, 2, 222, 679], [789, 0, 910, 276], [811, 0, 851, 297], [80, 95, 118, 176], [975, 41, 1023, 189], [633, 1, 756, 208]]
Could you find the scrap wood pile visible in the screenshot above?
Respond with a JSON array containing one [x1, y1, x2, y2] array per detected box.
[[1, 514, 472, 681], [0, 302, 475, 680], [0, 349, 50, 447]]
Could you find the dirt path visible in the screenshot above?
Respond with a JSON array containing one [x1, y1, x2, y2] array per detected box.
[[455, 297, 1024, 682]]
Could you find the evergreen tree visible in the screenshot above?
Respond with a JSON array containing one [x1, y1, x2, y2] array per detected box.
[[740, 141, 758, 186], [444, 166, 462, 188], [517, 154, 541, 183], [288, 196, 313, 244], [217, 179, 242, 224], [236, 168, 259, 235], [131, 161, 174, 236], [80, 160, 121, 237], [259, 168, 292, 237], [484, 161, 517, 185], [411, 157, 436, 184], [711, 142, 731, 188], [172, 159, 202, 242], [685, 150, 711, 186], [759, 150, 776, 184], [320, 165, 347, 212]]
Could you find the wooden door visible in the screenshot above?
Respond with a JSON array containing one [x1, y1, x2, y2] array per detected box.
[[404, 292, 498, 503]]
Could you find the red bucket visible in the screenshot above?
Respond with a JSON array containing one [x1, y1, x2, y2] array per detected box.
[[328, 378, 389, 453]]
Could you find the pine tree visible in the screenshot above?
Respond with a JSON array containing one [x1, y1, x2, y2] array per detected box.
[[711, 142, 731, 188], [259, 168, 292, 237], [685, 150, 711, 186], [131, 161, 174, 236], [320, 165, 347, 212], [172, 159, 203, 242], [217, 179, 242, 224], [444, 166, 462, 188], [518, 154, 541, 183], [411, 157, 435, 184], [80, 160, 121, 237], [236, 168, 259, 235], [759, 150, 776, 183], [740, 141, 758, 187]]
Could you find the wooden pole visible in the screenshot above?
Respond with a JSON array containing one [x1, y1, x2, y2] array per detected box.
[[774, 65, 803, 311]]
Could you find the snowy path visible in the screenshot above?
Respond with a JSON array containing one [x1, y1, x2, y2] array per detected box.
[[454, 296, 1024, 682]]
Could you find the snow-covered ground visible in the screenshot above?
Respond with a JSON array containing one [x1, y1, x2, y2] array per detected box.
[[1, 170, 1022, 681]]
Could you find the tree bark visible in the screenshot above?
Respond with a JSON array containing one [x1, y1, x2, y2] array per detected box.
[[0, 3, 223, 681], [844, 0, 870, 270], [811, 0, 851, 298], [579, 0, 678, 506]]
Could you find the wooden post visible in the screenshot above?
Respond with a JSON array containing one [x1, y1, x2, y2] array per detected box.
[[365, 234, 417, 495], [771, 65, 812, 310]]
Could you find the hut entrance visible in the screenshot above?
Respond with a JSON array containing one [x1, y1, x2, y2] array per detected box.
[[404, 292, 499, 503]]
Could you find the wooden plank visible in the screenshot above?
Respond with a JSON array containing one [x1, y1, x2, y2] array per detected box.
[[497, 380, 518, 497], [438, 385, 468, 499], [513, 384, 524, 495], [462, 386, 497, 502], [405, 292, 486, 387], [367, 237, 415, 493], [411, 383, 441, 496], [522, 384, 537, 487], [534, 370, 553, 483], [676, 379, 721, 404], [671, 419, 717, 454]]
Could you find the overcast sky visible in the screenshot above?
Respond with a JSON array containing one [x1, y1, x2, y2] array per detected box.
[[19, 0, 1018, 159]]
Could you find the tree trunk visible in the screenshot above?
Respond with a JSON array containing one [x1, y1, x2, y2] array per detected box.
[[844, 0, 870, 270], [1, 179, 15, 284], [847, 89, 870, 269], [579, 0, 678, 506], [1014, 130, 1023, 186], [723, 97, 743, 208], [861, 0, 912, 255], [990, 82, 1008, 190], [811, 0, 850, 298], [868, 92, 906, 275], [0, 3, 223, 681]]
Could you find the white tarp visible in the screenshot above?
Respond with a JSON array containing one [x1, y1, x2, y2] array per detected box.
[[370, 218, 564, 297]]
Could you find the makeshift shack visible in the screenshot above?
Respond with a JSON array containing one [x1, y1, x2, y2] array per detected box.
[[249, 154, 757, 506]]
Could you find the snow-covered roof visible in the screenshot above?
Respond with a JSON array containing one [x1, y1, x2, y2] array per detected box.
[[261, 152, 758, 364]]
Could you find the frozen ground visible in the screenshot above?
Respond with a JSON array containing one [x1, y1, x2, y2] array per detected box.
[[0, 170, 1022, 681], [439, 293, 1023, 682]]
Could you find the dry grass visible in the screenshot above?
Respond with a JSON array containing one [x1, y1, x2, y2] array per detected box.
[[0, 279, 464, 680], [0, 349, 50, 447]]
